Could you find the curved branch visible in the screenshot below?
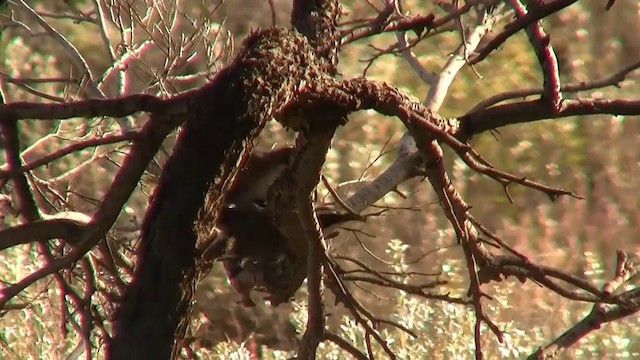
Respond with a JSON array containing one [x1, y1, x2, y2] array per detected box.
[[0, 131, 139, 180], [469, 59, 640, 111], [0, 218, 85, 252], [423, 5, 501, 111], [324, 332, 368, 360], [529, 252, 640, 359], [468, 0, 579, 65], [509, 0, 562, 108], [13, 0, 105, 100], [340, 6, 466, 46]]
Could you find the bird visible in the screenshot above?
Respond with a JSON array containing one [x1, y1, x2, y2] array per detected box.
[[212, 146, 360, 307]]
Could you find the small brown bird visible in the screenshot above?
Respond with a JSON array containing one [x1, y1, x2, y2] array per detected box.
[[215, 146, 359, 306]]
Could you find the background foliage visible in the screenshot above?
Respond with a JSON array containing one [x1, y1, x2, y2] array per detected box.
[[1, 0, 639, 358]]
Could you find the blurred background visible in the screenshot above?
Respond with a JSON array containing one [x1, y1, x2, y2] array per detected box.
[[1, 0, 639, 358]]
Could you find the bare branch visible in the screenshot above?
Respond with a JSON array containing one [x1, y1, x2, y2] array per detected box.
[[0, 118, 39, 222], [324, 332, 369, 360], [0, 218, 84, 251], [469, 59, 640, 111], [340, 5, 466, 45], [508, 0, 562, 108], [0, 93, 186, 309], [0, 131, 139, 180], [469, 0, 579, 64], [460, 98, 640, 137], [529, 252, 640, 359], [0, 94, 163, 120], [426, 6, 502, 110], [13, 0, 105, 99]]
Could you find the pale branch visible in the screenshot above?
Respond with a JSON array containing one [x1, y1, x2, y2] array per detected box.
[[0, 131, 139, 180], [393, 2, 437, 84], [394, 3, 503, 199], [282, 76, 468, 222], [395, 30, 436, 84], [98, 40, 155, 96], [423, 4, 502, 111], [343, 149, 424, 213], [90, 0, 116, 63]]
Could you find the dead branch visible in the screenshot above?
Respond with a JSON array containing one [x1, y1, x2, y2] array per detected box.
[[508, 0, 562, 108], [460, 98, 640, 137], [470, 59, 640, 111], [0, 94, 187, 310], [529, 251, 640, 359], [469, 0, 579, 65]]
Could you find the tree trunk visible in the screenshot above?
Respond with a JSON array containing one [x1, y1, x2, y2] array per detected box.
[[109, 28, 320, 359]]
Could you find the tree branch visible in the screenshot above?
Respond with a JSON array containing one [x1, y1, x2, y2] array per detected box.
[[460, 98, 640, 137]]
